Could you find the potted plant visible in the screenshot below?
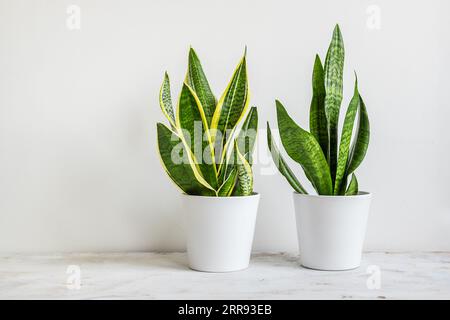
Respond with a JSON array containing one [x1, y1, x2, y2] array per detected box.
[[156, 48, 259, 272], [267, 25, 371, 271]]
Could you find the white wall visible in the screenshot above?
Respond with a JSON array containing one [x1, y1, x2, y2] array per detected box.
[[1, 0, 449, 253]]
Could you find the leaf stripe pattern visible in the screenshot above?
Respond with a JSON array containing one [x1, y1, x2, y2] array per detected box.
[[267, 25, 369, 196], [346, 94, 370, 175], [267, 122, 308, 194], [217, 167, 238, 196], [276, 100, 332, 195], [157, 123, 215, 196], [186, 48, 217, 125], [211, 54, 249, 164], [324, 24, 345, 184], [219, 106, 258, 186], [345, 173, 358, 195], [235, 106, 258, 164], [157, 48, 257, 196], [234, 142, 253, 196], [309, 55, 328, 156], [334, 75, 359, 194], [176, 83, 217, 189], [159, 72, 176, 128]]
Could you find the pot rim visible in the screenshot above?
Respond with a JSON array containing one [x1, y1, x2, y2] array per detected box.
[[293, 191, 371, 198], [181, 192, 260, 199]]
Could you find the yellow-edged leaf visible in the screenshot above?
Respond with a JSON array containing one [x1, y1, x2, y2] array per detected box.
[[211, 52, 249, 166], [157, 123, 215, 195], [233, 141, 253, 196], [185, 47, 216, 125], [159, 72, 176, 129], [176, 83, 218, 188]]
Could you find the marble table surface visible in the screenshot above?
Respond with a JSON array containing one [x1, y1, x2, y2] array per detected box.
[[0, 252, 449, 300]]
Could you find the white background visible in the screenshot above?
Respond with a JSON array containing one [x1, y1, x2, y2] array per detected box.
[[1, 0, 449, 253]]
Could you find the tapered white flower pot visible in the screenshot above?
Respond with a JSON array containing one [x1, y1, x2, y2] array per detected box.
[[293, 192, 372, 271], [182, 193, 260, 272]]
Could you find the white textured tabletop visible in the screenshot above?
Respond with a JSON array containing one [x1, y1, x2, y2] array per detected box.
[[0, 252, 449, 300]]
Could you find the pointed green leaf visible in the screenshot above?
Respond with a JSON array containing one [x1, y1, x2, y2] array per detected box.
[[177, 83, 218, 189], [217, 150, 232, 187], [345, 173, 358, 195], [159, 72, 176, 128], [219, 106, 258, 183], [185, 48, 216, 125], [334, 76, 359, 194], [346, 94, 370, 175], [276, 100, 332, 195], [267, 122, 308, 194], [235, 106, 258, 164], [211, 53, 249, 163], [217, 167, 237, 196], [157, 123, 215, 196], [324, 24, 345, 184], [309, 55, 327, 155], [233, 141, 253, 196]]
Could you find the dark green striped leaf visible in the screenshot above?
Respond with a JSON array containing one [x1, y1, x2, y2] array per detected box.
[[334, 76, 359, 194], [177, 83, 217, 188], [217, 167, 237, 196], [324, 24, 345, 184], [345, 173, 358, 195], [309, 55, 328, 156], [346, 94, 370, 175], [267, 122, 308, 194], [219, 106, 258, 185], [211, 53, 249, 162], [185, 48, 216, 125], [159, 72, 176, 129], [276, 100, 332, 195], [157, 123, 215, 196], [236, 106, 258, 164], [233, 141, 253, 196]]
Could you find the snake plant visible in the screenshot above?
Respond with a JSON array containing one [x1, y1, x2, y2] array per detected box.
[[267, 25, 370, 196], [157, 48, 258, 197]]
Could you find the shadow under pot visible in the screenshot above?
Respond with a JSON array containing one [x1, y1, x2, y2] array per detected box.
[[182, 193, 260, 272], [293, 192, 372, 271]]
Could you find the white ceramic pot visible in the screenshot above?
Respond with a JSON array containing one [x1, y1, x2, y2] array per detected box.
[[293, 192, 372, 271], [182, 193, 260, 272]]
